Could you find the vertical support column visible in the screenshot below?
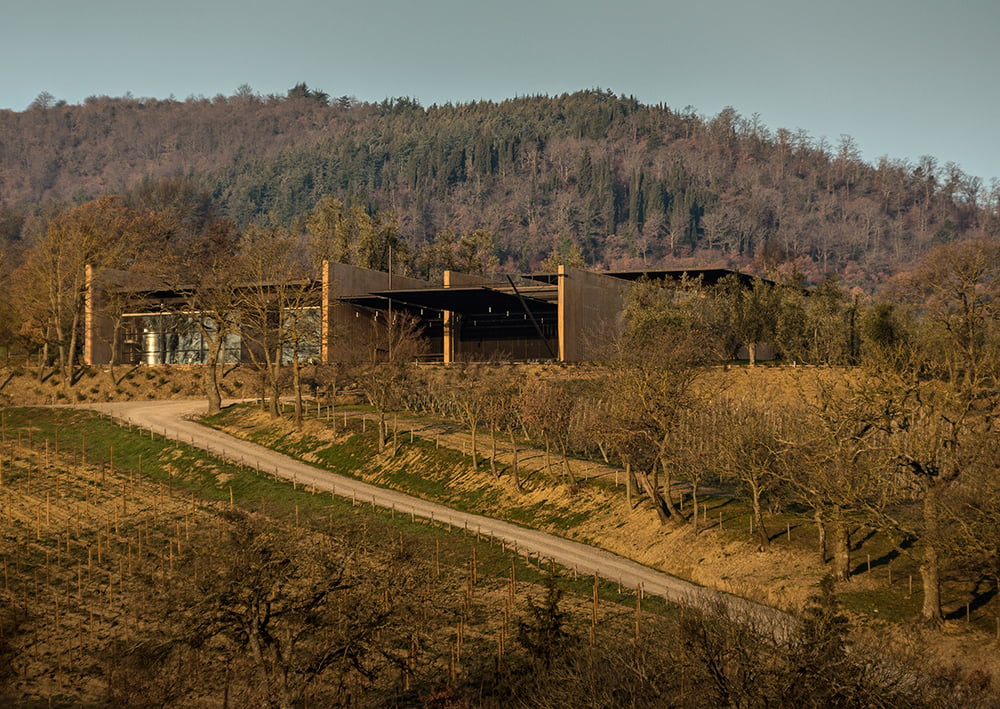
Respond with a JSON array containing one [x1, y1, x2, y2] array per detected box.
[[443, 270, 457, 364], [84, 263, 96, 365], [442, 270, 500, 363], [84, 264, 113, 366], [321, 260, 331, 364], [557, 265, 568, 362]]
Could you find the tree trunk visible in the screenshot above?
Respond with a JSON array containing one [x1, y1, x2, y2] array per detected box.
[[544, 439, 553, 480], [559, 441, 576, 486], [626, 462, 633, 510], [747, 341, 757, 367], [508, 428, 520, 490], [469, 421, 478, 470], [489, 423, 498, 478], [814, 507, 827, 564], [329, 382, 337, 433], [37, 342, 49, 382], [830, 512, 851, 581], [54, 320, 68, 385], [750, 481, 769, 549], [205, 334, 223, 415], [638, 470, 671, 524], [377, 409, 387, 452], [107, 319, 122, 386], [657, 456, 680, 519], [206, 366, 222, 415], [920, 486, 943, 624], [292, 358, 303, 430], [266, 356, 281, 418], [276, 631, 296, 709], [65, 305, 83, 385], [247, 632, 280, 709]]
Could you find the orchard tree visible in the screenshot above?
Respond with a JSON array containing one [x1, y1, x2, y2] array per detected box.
[[709, 402, 793, 550], [876, 375, 979, 623], [715, 275, 780, 365], [669, 408, 717, 534], [518, 379, 578, 486], [175, 511, 400, 709], [600, 275, 719, 523], [452, 363, 520, 478], [441, 363, 490, 470], [14, 196, 160, 384], [788, 376, 892, 579], [185, 261, 243, 414], [949, 432, 1000, 601], [600, 362, 696, 524], [496, 379, 526, 486], [865, 238, 1000, 623], [353, 310, 426, 452], [235, 224, 316, 421], [122, 176, 243, 404]]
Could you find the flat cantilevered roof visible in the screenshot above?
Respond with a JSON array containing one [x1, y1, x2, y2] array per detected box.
[[342, 286, 557, 316], [524, 267, 760, 286]]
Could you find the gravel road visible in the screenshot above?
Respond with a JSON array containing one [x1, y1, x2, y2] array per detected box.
[[85, 398, 789, 631]]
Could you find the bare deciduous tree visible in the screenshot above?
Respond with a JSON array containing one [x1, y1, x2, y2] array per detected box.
[[14, 196, 159, 384], [710, 403, 792, 550], [179, 511, 398, 709], [518, 379, 578, 486], [235, 225, 317, 422], [352, 310, 426, 452]]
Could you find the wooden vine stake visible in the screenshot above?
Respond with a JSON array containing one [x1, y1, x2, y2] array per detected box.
[[591, 573, 599, 647], [634, 585, 642, 642]]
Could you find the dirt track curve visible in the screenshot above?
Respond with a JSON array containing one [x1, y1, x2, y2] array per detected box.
[[85, 398, 789, 631]]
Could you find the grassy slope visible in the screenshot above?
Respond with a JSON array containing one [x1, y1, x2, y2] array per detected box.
[[203, 366, 1000, 669], [207, 405, 827, 611]]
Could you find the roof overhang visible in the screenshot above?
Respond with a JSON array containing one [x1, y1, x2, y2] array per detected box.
[[340, 286, 557, 317], [525, 268, 763, 286]]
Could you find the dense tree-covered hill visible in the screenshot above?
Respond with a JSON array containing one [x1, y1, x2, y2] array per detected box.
[[2, 87, 997, 286]]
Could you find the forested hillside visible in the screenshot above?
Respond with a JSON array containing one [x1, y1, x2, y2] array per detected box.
[[2, 87, 998, 286]]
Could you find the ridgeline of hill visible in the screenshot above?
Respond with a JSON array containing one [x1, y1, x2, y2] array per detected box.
[[2, 88, 997, 288]]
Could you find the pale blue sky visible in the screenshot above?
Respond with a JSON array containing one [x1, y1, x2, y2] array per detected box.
[[3, 0, 998, 185]]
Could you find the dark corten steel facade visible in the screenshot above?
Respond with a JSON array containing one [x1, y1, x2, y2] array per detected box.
[[85, 262, 754, 366]]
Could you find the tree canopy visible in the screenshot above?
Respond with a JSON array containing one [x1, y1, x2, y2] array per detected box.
[[2, 90, 996, 286]]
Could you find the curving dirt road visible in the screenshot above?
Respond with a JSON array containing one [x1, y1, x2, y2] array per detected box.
[[86, 398, 788, 631]]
